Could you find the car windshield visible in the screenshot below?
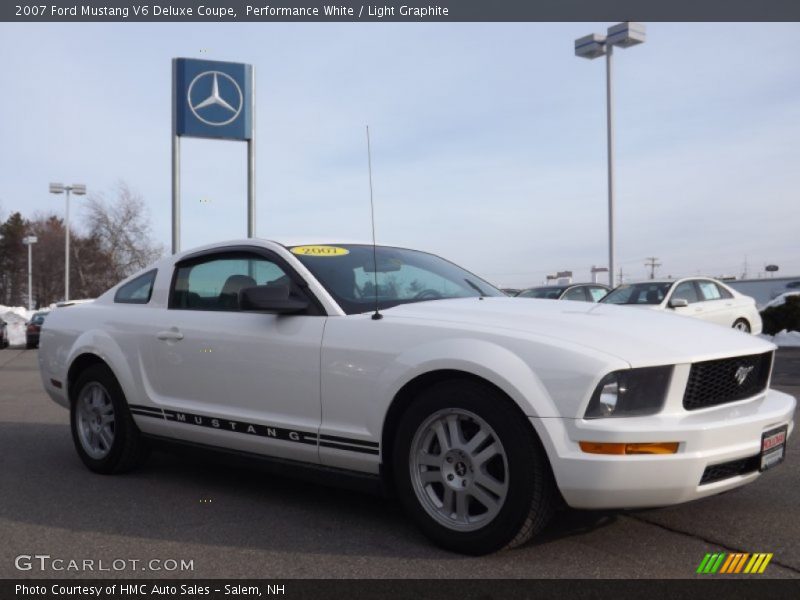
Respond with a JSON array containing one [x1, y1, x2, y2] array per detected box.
[[288, 244, 503, 315], [32, 314, 47, 324], [517, 287, 567, 299], [601, 282, 674, 305]]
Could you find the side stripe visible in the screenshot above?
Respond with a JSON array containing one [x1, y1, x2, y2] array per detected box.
[[127, 404, 379, 455], [320, 440, 380, 455], [319, 433, 379, 448]]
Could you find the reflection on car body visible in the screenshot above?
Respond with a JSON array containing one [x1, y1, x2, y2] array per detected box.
[[517, 283, 610, 302]]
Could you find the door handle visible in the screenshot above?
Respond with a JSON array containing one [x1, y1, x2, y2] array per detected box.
[[156, 329, 184, 341]]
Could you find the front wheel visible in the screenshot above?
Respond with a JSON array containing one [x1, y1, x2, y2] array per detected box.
[[393, 379, 556, 555], [70, 363, 149, 474], [732, 319, 751, 333]]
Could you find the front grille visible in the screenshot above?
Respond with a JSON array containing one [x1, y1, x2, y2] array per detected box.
[[699, 455, 760, 485], [683, 352, 773, 411]]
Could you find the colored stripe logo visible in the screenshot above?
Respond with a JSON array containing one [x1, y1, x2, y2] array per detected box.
[[696, 552, 773, 574]]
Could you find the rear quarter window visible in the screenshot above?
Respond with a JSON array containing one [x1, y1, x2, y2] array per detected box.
[[115, 270, 157, 304]]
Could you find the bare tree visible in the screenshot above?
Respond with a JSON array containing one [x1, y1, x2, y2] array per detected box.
[[85, 182, 164, 282]]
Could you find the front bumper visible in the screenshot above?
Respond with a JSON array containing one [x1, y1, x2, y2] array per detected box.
[[532, 387, 795, 509]]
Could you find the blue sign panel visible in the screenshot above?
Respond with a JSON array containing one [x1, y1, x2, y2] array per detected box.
[[174, 58, 252, 141]]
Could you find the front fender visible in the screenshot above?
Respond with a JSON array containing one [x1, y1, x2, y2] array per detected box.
[[380, 337, 558, 422]]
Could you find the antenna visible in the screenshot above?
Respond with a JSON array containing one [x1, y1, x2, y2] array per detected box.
[[366, 125, 382, 320]]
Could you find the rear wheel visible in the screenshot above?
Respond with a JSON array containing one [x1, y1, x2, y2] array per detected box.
[[70, 363, 149, 474], [733, 319, 751, 333], [393, 379, 556, 555]]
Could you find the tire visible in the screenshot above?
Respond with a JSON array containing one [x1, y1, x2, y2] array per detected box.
[[732, 319, 751, 333], [393, 379, 556, 555], [70, 363, 150, 474]]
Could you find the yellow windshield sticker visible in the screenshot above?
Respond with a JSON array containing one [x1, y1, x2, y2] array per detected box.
[[290, 245, 350, 257]]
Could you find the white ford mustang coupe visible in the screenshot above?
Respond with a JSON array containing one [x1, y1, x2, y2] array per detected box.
[[38, 240, 795, 554]]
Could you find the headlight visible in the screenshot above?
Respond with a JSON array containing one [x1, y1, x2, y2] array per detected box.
[[584, 366, 673, 418]]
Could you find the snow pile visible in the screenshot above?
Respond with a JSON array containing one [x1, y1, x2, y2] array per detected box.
[[772, 330, 800, 347], [0, 305, 34, 347], [762, 292, 800, 310], [760, 330, 800, 348]]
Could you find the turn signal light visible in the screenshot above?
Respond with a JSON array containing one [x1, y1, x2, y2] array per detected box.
[[579, 441, 679, 455]]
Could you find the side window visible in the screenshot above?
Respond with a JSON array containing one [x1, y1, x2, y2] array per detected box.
[[170, 254, 293, 311], [671, 281, 700, 304], [717, 284, 733, 299], [588, 287, 608, 302], [115, 270, 157, 304], [698, 281, 722, 301], [563, 287, 589, 302]]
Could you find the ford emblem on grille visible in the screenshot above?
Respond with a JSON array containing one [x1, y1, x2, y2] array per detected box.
[[735, 365, 755, 385]]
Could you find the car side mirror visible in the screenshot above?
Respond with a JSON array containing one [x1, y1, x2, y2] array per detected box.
[[669, 298, 689, 309], [240, 285, 309, 314]]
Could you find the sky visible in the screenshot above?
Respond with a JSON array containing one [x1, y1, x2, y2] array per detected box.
[[0, 22, 798, 287]]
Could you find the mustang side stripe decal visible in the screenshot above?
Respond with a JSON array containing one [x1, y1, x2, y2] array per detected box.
[[319, 433, 379, 448], [128, 404, 379, 455], [319, 440, 380, 455]]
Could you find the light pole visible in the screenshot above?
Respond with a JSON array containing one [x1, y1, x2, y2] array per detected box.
[[575, 22, 646, 287], [49, 182, 86, 301], [22, 235, 38, 310]]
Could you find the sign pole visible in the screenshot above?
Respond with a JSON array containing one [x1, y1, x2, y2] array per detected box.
[[171, 59, 181, 254], [172, 134, 181, 254], [65, 187, 71, 301], [247, 66, 256, 238], [605, 44, 615, 288]]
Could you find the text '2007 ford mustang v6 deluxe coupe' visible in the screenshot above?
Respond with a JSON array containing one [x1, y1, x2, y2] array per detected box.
[[38, 240, 795, 554]]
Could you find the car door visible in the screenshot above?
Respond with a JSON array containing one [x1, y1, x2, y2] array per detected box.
[[137, 248, 326, 464], [696, 280, 735, 326], [667, 280, 705, 319]]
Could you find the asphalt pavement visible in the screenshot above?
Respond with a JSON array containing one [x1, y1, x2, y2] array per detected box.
[[1, 348, 798, 579]]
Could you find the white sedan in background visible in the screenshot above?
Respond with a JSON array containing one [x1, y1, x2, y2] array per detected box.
[[601, 278, 762, 334], [38, 241, 792, 554]]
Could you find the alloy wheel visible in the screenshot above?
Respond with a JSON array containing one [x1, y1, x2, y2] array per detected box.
[[409, 408, 509, 532], [76, 382, 116, 459]]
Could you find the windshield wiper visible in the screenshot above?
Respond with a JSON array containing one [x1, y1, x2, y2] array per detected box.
[[465, 279, 486, 297]]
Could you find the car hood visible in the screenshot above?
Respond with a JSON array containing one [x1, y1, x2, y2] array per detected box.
[[383, 297, 774, 367]]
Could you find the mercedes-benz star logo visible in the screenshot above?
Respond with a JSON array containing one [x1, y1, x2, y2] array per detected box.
[[734, 365, 755, 386], [187, 71, 243, 127]]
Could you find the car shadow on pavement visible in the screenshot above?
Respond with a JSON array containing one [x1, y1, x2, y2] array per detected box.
[[0, 421, 618, 561]]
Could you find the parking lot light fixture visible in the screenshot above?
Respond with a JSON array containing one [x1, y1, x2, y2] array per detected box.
[[575, 22, 646, 287], [49, 182, 87, 301], [22, 235, 38, 310]]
